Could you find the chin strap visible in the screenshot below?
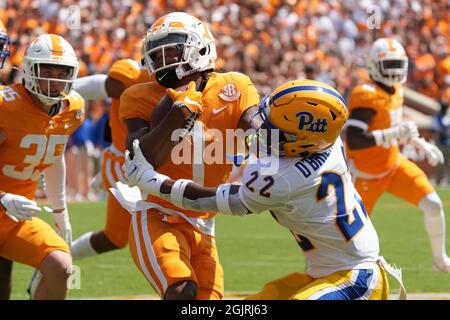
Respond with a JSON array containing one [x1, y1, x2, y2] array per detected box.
[[48, 101, 62, 116]]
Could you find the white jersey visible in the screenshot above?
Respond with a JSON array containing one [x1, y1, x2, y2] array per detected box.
[[239, 138, 380, 278]]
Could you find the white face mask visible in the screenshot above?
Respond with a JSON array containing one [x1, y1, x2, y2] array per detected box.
[[24, 62, 77, 106]]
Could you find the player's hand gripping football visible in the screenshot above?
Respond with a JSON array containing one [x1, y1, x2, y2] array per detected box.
[[167, 81, 203, 117]]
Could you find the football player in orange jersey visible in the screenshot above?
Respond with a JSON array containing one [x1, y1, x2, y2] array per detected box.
[[0, 19, 12, 300], [119, 12, 260, 300], [70, 59, 150, 259], [345, 37, 449, 273], [0, 34, 84, 299]]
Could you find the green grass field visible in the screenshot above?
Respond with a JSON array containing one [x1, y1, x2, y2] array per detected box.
[[10, 187, 450, 299]]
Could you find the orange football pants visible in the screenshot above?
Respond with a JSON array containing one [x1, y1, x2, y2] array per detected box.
[[101, 147, 131, 248], [0, 212, 69, 268], [129, 209, 224, 300], [354, 155, 435, 214]]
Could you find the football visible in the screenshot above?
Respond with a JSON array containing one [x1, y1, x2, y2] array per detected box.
[[150, 95, 174, 129]]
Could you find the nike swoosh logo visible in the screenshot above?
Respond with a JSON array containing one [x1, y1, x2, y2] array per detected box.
[[184, 97, 202, 108], [147, 178, 157, 183], [212, 106, 228, 115], [64, 123, 73, 129]]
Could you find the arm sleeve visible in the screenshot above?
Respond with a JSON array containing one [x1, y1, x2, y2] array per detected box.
[[43, 156, 67, 210], [74, 74, 108, 100]]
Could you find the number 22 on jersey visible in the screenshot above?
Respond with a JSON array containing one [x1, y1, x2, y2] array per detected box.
[[316, 171, 368, 241]]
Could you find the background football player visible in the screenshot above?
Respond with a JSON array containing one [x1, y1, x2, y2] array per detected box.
[[70, 59, 150, 260], [0, 34, 84, 299], [0, 19, 12, 300], [345, 38, 449, 273], [120, 79, 405, 300], [118, 12, 260, 300]]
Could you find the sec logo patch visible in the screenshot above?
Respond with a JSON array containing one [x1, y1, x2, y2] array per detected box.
[[219, 83, 240, 102]]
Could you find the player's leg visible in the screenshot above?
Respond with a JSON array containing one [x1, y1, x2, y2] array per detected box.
[[387, 156, 450, 273], [353, 176, 390, 215], [0, 218, 72, 299], [71, 193, 131, 258], [129, 210, 199, 299], [0, 257, 13, 300], [291, 265, 388, 300], [190, 233, 224, 300], [435, 144, 449, 186], [33, 250, 72, 299], [245, 272, 314, 300], [72, 152, 130, 258]]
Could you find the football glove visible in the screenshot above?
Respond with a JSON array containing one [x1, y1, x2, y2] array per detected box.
[[167, 81, 203, 116], [373, 121, 419, 148], [167, 81, 202, 139], [410, 137, 444, 166], [123, 139, 169, 196], [0, 193, 41, 222]]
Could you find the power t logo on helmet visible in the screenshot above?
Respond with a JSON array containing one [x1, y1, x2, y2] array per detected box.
[[367, 37, 408, 87], [141, 12, 217, 88]]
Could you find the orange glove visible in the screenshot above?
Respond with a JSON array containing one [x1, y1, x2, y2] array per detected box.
[[167, 81, 203, 117]]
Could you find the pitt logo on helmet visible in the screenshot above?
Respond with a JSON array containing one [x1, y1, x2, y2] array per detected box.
[[258, 79, 348, 157], [296, 111, 328, 132]]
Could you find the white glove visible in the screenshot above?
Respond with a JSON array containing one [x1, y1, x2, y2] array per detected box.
[[45, 206, 72, 247], [123, 139, 169, 195], [373, 121, 419, 148], [410, 137, 444, 166], [397, 121, 420, 142], [0, 193, 41, 222]]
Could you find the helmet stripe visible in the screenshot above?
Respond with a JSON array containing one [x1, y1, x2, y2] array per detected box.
[[50, 34, 63, 56], [270, 85, 345, 106]]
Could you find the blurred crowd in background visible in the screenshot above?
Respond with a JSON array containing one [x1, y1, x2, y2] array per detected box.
[[0, 0, 449, 199]]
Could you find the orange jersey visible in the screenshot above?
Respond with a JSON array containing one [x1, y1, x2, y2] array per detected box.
[[120, 72, 259, 219], [346, 81, 403, 175], [0, 83, 85, 200], [107, 59, 150, 152]]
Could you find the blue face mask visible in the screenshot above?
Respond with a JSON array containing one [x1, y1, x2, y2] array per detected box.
[[0, 33, 10, 69]]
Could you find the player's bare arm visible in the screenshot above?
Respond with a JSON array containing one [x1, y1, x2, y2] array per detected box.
[[346, 108, 377, 150], [237, 105, 260, 131], [347, 106, 420, 149], [74, 74, 127, 100], [104, 76, 126, 99]]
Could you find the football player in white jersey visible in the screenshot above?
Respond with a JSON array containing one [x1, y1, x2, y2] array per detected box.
[[119, 79, 405, 300]]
